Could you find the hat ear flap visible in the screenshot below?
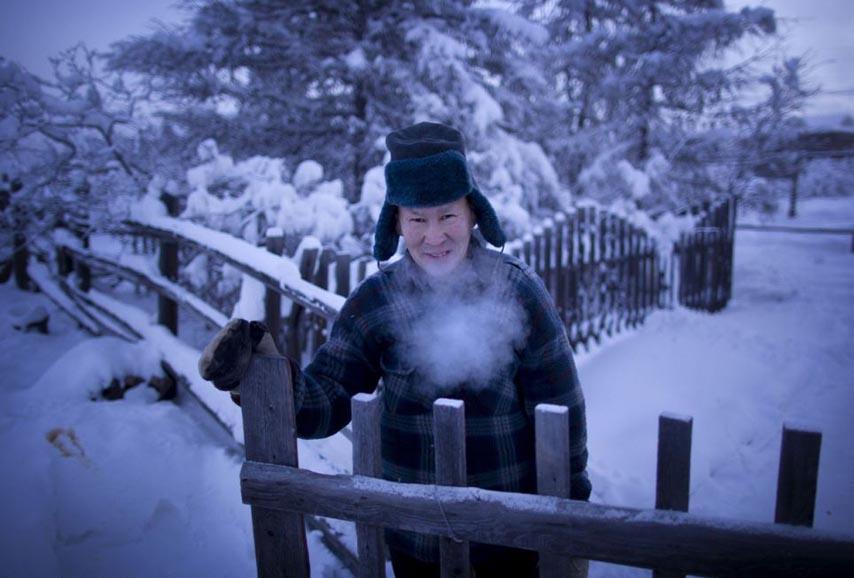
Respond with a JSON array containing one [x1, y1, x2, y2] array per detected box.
[[468, 189, 506, 249], [373, 202, 400, 261]]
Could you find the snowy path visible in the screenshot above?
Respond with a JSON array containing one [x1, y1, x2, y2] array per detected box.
[[1, 197, 852, 577]]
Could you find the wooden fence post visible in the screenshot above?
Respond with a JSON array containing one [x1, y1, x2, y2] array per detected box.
[[336, 253, 352, 297], [158, 193, 180, 335], [775, 425, 822, 527], [522, 234, 532, 269], [352, 393, 386, 578], [533, 227, 544, 279], [286, 247, 319, 361], [265, 229, 285, 350], [536, 404, 574, 578], [314, 248, 337, 347], [434, 399, 470, 578], [543, 220, 554, 299], [654, 413, 693, 578], [554, 213, 566, 321], [240, 354, 310, 578]]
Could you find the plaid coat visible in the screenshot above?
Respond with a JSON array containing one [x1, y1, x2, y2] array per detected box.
[[292, 241, 590, 563]]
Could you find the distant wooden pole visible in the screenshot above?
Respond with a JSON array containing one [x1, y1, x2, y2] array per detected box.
[[434, 399, 470, 578], [654, 413, 693, 578], [240, 354, 310, 578], [775, 425, 822, 527], [352, 393, 386, 578]]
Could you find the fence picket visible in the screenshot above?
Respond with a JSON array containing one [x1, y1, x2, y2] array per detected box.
[[434, 399, 470, 578], [352, 394, 386, 578], [776, 425, 822, 527], [240, 354, 310, 578], [535, 404, 586, 578], [265, 230, 285, 349], [654, 413, 693, 578]]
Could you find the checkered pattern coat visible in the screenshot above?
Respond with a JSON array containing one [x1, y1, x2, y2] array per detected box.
[[292, 242, 590, 563]]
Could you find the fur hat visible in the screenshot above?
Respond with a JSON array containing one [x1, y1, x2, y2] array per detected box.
[[373, 122, 506, 261]]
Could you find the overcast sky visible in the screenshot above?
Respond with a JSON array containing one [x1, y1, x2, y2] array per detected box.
[[0, 0, 851, 118]]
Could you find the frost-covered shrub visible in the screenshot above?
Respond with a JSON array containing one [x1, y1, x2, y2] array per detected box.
[[578, 150, 683, 213], [180, 140, 355, 248], [168, 140, 359, 308]]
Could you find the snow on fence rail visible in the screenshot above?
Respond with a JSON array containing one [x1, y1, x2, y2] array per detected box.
[[239, 355, 854, 578]]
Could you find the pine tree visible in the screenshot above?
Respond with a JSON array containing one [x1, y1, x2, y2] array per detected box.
[[107, 0, 562, 216], [524, 0, 776, 190]]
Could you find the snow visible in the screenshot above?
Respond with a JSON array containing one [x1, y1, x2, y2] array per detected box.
[[2, 197, 853, 577], [293, 160, 325, 192]]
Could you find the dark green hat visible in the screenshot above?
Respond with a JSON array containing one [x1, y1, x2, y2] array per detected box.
[[373, 122, 506, 261]]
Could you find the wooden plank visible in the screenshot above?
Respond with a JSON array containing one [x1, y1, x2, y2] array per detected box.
[[736, 224, 854, 235], [543, 220, 554, 299], [157, 237, 178, 334], [554, 214, 566, 320], [775, 424, 822, 527], [126, 221, 341, 322], [352, 393, 386, 578], [265, 231, 285, 349], [241, 355, 310, 578], [654, 413, 693, 578], [56, 244, 229, 329], [336, 253, 352, 297], [240, 463, 854, 578], [434, 399, 470, 578], [536, 404, 576, 578], [533, 228, 543, 278]]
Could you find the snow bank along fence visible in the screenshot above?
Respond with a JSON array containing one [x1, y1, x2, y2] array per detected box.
[[238, 354, 854, 578]]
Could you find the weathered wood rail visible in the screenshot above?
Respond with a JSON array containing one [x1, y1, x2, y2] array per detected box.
[[238, 355, 854, 578], [736, 223, 854, 253]]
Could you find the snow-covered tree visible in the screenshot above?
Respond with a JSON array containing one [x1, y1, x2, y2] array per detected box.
[[0, 47, 154, 250], [107, 0, 565, 223], [519, 0, 777, 208]]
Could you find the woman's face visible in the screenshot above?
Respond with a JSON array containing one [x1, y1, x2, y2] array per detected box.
[[397, 197, 474, 277]]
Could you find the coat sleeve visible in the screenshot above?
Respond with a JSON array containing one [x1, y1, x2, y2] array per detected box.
[[514, 267, 592, 501], [290, 282, 383, 439]]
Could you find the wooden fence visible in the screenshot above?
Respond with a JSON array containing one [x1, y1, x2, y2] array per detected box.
[[238, 354, 854, 578], [16, 201, 854, 577], [676, 197, 736, 313], [506, 205, 666, 351], [16, 196, 738, 361]]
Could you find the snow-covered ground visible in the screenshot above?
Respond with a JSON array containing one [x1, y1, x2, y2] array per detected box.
[[1, 197, 853, 577]]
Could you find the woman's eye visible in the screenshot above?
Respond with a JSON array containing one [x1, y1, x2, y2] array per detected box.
[[441, 214, 457, 221]]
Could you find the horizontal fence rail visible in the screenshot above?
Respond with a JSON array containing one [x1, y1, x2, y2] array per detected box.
[[238, 356, 854, 578], [241, 463, 854, 578], [736, 223, 854, 253]]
